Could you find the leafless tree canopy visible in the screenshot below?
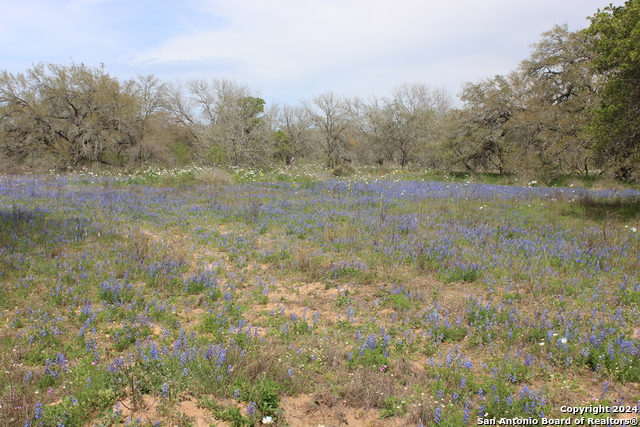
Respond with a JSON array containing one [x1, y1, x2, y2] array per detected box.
[[0, 18, 636, 181]]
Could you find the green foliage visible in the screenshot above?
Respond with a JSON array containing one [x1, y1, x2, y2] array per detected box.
[[209, 404, 254, 427], [76, 369, 117, 413], [238, 378, 280, 418], [567, 194, 640, 221], [98, 282, 136, 305], [112, 323, 152, 351], [290, 319, 312, 336], [482, 380, 549, 420], [205, 145, 228, 166], [439, 266, 480, 283], [467, 299, 509, 326], [262, 250, 291, 263], [589, 1, 640, 77], [432, 325, 467, 342], [334, 293, 351, 308], [617, 287, 640, 306], [387, 293, 414, 311], [273, 130, 294, 165], [271, 171, 318, 188], [380, 396, 408, 418], [576, 334, 640, 382], [240, 96, 266, 117], [41, 396, 84, 427], [348, 348, 389, 369], [588, 0, 640, 180], [125, 169, 161, 185], [170, 141, 192, 165], [328, 266, 377, 284], [203, 377, 282, 426]]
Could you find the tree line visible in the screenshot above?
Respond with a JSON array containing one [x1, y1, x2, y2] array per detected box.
[[1, 1, 638, 182]]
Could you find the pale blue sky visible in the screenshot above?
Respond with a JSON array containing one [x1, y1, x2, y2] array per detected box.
[[0, 0, 625, 106]]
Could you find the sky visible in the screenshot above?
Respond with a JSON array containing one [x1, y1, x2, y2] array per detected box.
[[0, 0, 627, 106]]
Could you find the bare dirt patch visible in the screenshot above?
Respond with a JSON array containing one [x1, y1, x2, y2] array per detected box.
[[281, 394, 408, 427], [176, 398, 222, 427]]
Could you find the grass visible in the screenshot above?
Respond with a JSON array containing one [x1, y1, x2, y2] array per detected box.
[[572, 193, 640, 221], [0, 168, 639, 426]]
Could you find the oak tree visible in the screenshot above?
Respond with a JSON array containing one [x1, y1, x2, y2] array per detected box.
[[0, 62, 141, 166], [588, 0, 640, 180]]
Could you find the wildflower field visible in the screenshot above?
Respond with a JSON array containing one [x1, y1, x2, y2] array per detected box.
[[1, 167, 640, 427]]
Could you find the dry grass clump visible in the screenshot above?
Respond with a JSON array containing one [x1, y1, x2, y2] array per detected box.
[[295, 249, 327, 281], [131, 231, 152, 262], [341, 368, 401, 408], [195, 167, 233, 187], [332, 163, 355, 177]]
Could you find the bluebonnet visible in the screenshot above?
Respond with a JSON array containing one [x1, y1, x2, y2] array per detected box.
[[434, 406, 441, 424], [34, 402, 43, 419]]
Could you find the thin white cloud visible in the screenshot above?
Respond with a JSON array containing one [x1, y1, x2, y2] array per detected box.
[[0, 0, 627, 104], [135, 1, 469, 72], [131, 0, 615, 102]]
